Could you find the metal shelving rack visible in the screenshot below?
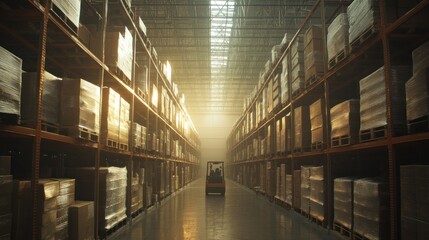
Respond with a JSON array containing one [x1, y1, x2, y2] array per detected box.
[[0, 0, 201, 239], [226, 1, 429, 239]]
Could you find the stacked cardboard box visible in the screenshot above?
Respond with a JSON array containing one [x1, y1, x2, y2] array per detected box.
[[119, 98, 130, 147], [334, 177, 355, 230], [310, 166, 325, 221], [0, 46, 22, 117], [53, 179, 75, 240], [359, 66, 410, 134], [281, 53, 290, 104], [12, 180, 31, 239], [285, 114, 292, 153], [52, 0, 81, 29], [291, 36, 305, 96], [69, 201, 94, 240], [285, 174, 292, 206], [293, 106, 311, 151], [21, 72, 62, 125], [310, 99, 324, 146], [276, 119, 282, 154], [348, 0, 379, 44], [401, 165, 429, 240], [272, 74, 281, 110], [300, 166, 311, 213], [37, 179, 60, 240], [66, 167, 127, 235], [327, 13, 349, 62], [330, 100, 360, 141], [61, 79, 100, 135], [353, 178, 388, 240], [406, 41, 429, 122], [0, 175, 12, 239], [304, 26, 324, 82], [105, 26, 133, 81], [102, 88, 121, 144]]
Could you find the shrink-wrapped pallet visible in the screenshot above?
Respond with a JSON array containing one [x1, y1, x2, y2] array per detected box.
[[281, 55, 289, 104], [66, 167, 127, 234], [61, 79, 100, 133], [412, 40, 429, 74], [102, 88, 120, 144], [131, 173, 143, 214], [353, 178, 388, 240], [330, 100, 360, 138], [291, 36, 304, 95], [300, 166, 311, 213], [21, 71, 61, 125], [119, 97, 130, 146], [0, 46, 22, 117], [272, 74, 281, 109], [310, 166, 325, 221], [400, 165, 429, 240], [310, 99, 324, 145], [37, 179, 60, 240], [285, 114, 292, 152], [334, 177, 355, 229], [52, 0, 81, 28], [359, 66, 410, 132], [285, 174, 292, 206], [293, 170, 301, 209], [133, 123, 142, 149], [52, 178, 75, 240], [348, 0, 379, 44], [304, 26, 324, 81], [293, 106, 311, 151], [105, 26, 133, 81], [272, 45, 282, 64], [327, 13, 349, 61]]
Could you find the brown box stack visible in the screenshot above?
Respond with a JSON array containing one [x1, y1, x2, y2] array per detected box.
[[310, 166, 325, 221], [300, 166, 311, 213], [69, 201, 94, 240], [293, 106, 311, 151], [119, 97, 130, 148], [291, 36, 304, 96], [105, 26, 133, 82], [334, 177, 355, 230], [401, 165, 429, 240], [52, 178, 75, 240], [0, 175, 12, 240], [310, 99, 324, 146], [293, 170, 301, 209], [304, 26, 324, 82], [330, 100, 360, 143], [102, 87, 120, 146], [37, 179, 60, 240]]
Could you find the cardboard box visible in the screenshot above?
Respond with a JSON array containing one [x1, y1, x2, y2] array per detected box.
[[69, 201, 94, 240]]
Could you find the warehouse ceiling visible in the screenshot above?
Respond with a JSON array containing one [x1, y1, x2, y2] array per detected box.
[[133, 0, 340, 115]]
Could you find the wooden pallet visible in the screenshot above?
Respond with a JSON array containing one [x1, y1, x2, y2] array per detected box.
[[107, 138, 119, 149], [304, 73, 322, 88], [119, 143, 129, 151], [334, 222, 352, 238], [0, 113, 19, 125], [311, 141, 324, 151], [131, 208, 144, 219], [110, 66, 132, 87], [309, 215, 326, 227], [408, 115, 429, 134], [328, 47, 350, 69], [352, 232, 371, 240], [299, 209, 310, 219], [350, 24, 379, 52], [137, 88, 146, 100], [41, 121, 59, 134], [359, 125, 387, 142], [60, 126, 99, 142], [105, 217, 128, 238], [50, 3, 78, 34], [331, 135, 356, 147], [293, 146, 310, 153]]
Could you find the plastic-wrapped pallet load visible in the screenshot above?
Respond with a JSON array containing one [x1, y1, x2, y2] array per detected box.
[[406, 41, 429, 122], [400, 165, 429, 240], [330, 100, 360, 144], [52, 178, 75, 240], [310, 166, 325, 221], [285, 113, 292, 153], [300, 166, 311, 214], [272, 45, 282, 64], [52, 0, 81, 28], [293, 170, 301, 209], [0, 46, 22, 117], [102, 88, 120, 145], [272, 74, 281, 110], [119, 97, 130, 148], [105, 26, 133, 81], [327, 13, 349, 62], [310, 99, 324, 146], [334, 177, 355, 230], [0, 175, 12, 239], [60, 79, 100, 135], [293, 106, 311, 151], [353, 178, 388, 240], [304, 26, 324, 82], [281, 54, 289, 104], [66, 167, 127, 236], [21, 72, 62, 126], [291, 36, 305, 96], [285, 174, 292, 206], [359, 66, 410, 135], [37, 179, 60, 240], [280, 164, 286, 201], [69, 201, 94, 240], [133, 123, 142, 150], [347, 0, 379, 44], [131, 173, 143, 214]]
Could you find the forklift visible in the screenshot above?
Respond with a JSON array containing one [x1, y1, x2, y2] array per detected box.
[[205, 161, 225, 195]]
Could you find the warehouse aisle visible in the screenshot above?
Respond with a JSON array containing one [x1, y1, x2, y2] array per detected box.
[[115, 179, 341, 240]]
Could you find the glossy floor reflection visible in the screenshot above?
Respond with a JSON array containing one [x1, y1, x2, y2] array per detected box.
[[115, 179, 342, 240]]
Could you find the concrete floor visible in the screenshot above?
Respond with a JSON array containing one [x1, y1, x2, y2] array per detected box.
[[115, 179, 342, 240]]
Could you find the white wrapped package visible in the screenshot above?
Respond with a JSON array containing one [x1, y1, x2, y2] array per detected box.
[[348, 0, 378, 44], [327, 13, 349, 60], [406, 68, 429, 121], [0, 46, 22, 116], [52, 0, 81, 28], [330, 99, 360, 138]]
